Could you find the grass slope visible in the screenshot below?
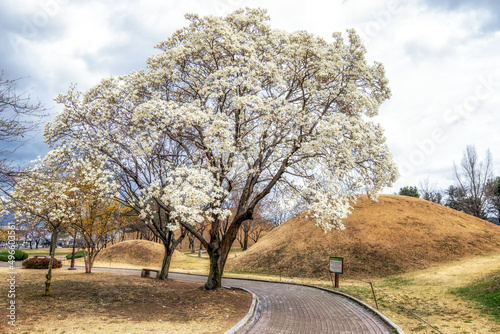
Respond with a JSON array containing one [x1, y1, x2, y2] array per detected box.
[[227, 195, 500, 278], [95, 240, 184, 268]]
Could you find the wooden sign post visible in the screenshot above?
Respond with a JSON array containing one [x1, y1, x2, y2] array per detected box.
[[329, 257, 343, 288]]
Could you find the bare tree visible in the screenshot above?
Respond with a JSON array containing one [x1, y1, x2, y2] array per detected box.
[[419, 178, 442, 204], [452, 145, 493, 219], [248, 221, 273, 244], [0, 72, 47, 194], [246, 217, 274, 246], [21, 222, 47, 249]]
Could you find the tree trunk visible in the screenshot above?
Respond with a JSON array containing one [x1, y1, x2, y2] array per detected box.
[[81, 246, 97, 274], [69, 236, 76, 270], [205, 244, 223, 290], [158, 230, 186, 280], [87, 249, 94, 274], [189, 237, 195, 253], [82, 247, 89, 273], [159, 242, 173, 280], [204, 231, 234, 290], [204, 212, 252, 290], [242, 229, 249, 251], [44, 228, 59, 296]]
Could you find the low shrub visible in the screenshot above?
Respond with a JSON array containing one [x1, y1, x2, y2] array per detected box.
[[0, 249, 29, 262], [22, 257, 63, 269], [66, 250, 87, 259]]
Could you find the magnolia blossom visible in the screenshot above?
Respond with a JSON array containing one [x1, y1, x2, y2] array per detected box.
[[0, 196, 8, 218], [138, 167, 230, 231], [11, 147, 119, 228]]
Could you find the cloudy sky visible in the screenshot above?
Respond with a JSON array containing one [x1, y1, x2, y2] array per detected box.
[[1, 0, 499, 194]]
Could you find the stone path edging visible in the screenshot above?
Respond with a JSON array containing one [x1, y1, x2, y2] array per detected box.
[[223, 288, 259, 334]]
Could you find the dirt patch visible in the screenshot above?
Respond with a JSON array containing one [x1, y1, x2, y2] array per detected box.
[[0, 268, 252, 334], [227, 195, 500, 278]]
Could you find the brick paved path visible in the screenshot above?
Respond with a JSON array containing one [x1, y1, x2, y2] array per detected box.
[[223, 278, 394, 334], [76, 268, 396, 333]]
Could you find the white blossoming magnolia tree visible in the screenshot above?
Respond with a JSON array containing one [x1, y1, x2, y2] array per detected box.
[[45, 8, 398, 290], [11, 149, 119, 295], [12, 150, 76, 295]]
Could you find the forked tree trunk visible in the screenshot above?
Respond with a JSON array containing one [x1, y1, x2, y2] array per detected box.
[[204, 214, 249, 290], [158, 230, 186, 280], [45, 228, 59, 296], [159, 242, 173, 280], [81, 245, 100, 274]]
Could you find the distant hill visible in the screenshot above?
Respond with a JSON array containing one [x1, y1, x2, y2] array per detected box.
[[227, 195, 500, 278], [97, 240, 184, 267]]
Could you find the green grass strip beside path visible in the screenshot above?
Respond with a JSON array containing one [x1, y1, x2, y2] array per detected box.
[[452, 270, 500, 322]]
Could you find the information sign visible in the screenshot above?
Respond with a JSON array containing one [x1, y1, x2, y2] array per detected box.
[[329, 257, 343, 274]]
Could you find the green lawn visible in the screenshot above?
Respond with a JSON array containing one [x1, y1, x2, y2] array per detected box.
[[19, 248, 73, 257], [452, 270, 500, 322]]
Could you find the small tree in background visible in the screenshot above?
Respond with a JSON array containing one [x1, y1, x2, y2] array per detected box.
[[12, 150, 73, 296], [399, 186, 419, 198], [69, 160, 127, 274], [419, 178, 442, 204], [487, 177, 500, 223], [452, 145, 492, 219], [236, 217, 273, 251], [11, 148, 119, 294], [445, 185, 465, 211]]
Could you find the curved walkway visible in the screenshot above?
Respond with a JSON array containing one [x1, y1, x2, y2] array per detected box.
[[75, 267, 400, 334]]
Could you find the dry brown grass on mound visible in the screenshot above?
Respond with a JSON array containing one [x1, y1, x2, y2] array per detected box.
[[227, 195, 500, 278], [97, 240, 184, 267]]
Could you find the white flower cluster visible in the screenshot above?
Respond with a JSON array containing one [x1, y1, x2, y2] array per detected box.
[[138, 167, 230, 229], [0, 196, 8, 217], [10, 146, 119, 230]]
